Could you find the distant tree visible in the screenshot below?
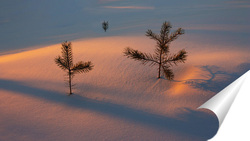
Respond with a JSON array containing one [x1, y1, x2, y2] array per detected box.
[[124, 21, 187, 80], [102, 21, 109, 32], [55, 41, 94, 95]]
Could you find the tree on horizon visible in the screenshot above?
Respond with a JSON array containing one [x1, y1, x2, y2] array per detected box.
[[102, 21, 109, 32], [55, 41, 94, 95], [124, 21, 187, 80]]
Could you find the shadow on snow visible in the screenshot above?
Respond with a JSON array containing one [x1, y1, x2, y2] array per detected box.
[[184, 63, 250, 93], [0, 79, 218, 140]]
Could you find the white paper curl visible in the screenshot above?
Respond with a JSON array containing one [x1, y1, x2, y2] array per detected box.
[[198, 70, 250, 140]]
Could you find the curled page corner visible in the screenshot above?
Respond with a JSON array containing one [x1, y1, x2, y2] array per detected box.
[[198, 70, 250, 140]]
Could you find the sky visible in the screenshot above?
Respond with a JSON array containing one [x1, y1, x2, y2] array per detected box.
[[0, 0, 249, 53]]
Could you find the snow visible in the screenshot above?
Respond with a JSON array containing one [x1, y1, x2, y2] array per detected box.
[[0, 0, 249, 140], [1, 35, 249, 140]]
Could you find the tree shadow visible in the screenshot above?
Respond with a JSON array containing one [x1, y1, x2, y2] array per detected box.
[[0, 79, 218, 140], [184, 63, 250, 93]]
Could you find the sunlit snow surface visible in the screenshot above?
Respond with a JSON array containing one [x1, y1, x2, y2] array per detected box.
[[0, 0, 250, 140], [0, 36, 249, 140]]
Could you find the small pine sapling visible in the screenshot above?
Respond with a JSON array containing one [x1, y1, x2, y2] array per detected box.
[[124, 21, 187, 80], [55, 41, 94, 95], [102, 21, 109, 32]]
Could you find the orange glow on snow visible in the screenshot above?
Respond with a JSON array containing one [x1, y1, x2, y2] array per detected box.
[[0, 35, 249, 115]]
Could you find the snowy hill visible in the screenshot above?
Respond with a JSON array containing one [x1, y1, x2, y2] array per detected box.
[[0, 35, 249, 140]]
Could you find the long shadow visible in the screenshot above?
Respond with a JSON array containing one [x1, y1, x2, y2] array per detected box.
[[184, 63, 250, 93], [0, 79, 218, 140]]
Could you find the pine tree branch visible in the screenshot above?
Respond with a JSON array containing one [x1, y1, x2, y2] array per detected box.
[[160, 21, 171, 43], [168, 28, 184, 42], [124, 47, 159, 65], [55, 56, 68, 71], [164, 49, 187, 65], [162, 65, 174, 80], [162, 44, 169, 53], [72, 61, 94, 74], [145, 30, 161, 43], [62, 41, 73, 68]]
